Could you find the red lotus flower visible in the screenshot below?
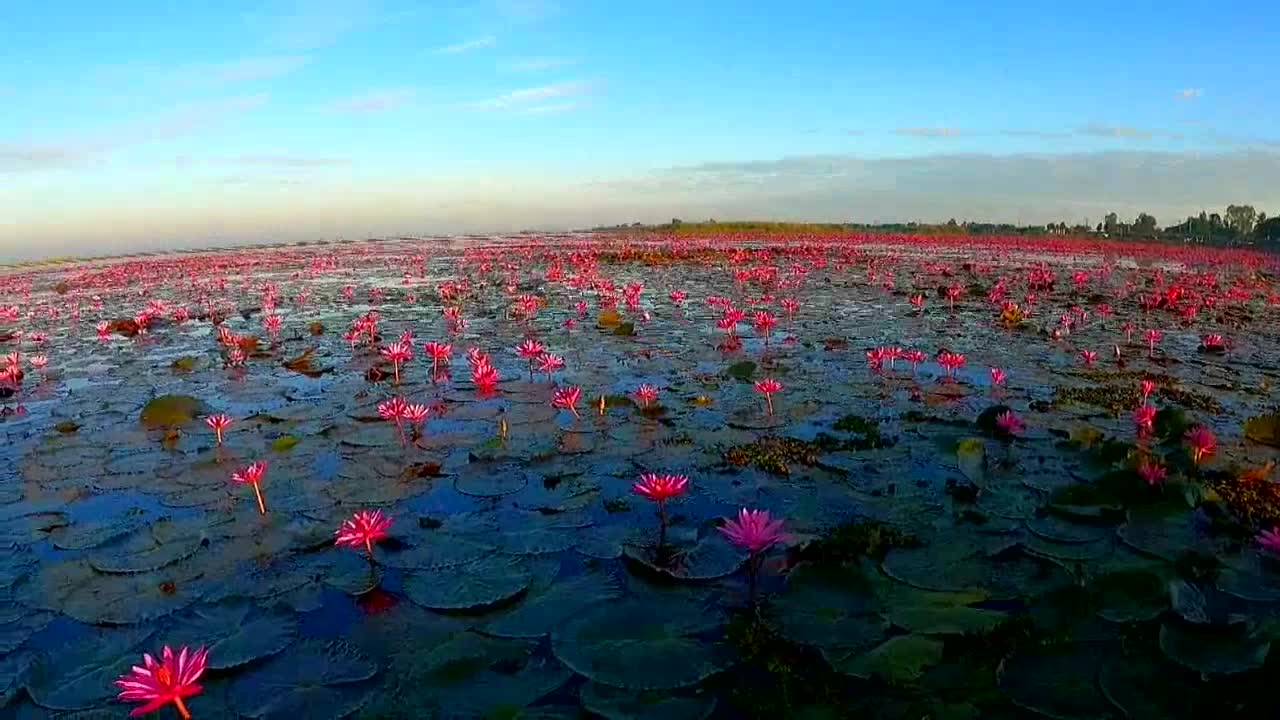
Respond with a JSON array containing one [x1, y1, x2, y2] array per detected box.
[[1144, 328, 1162, 355], [669, 290, 687, 305], [115, 645, 209, 719], [753, 311, 778, 344], [754, 378, 783, 416], [1258, 528, 1280, 555], [335, 509, 393, 557], [380, 340, 413, 384], [937, 351, 966, 379], [403, 402, 429, 427], [552, 385, 581, 418], [472, 360, 500, 393], [1200, 334, 1226, 351], [1139, 379, 1156, 403], [633, 472, 688, 503], [995, 410, 1024, 436], [204, 414, 232, 445], [231, 461, 268, 514], [536, 353, 565, 381], [423, 341, 452, 378], [96, 321, 111, 339], [989, 367, 1006, 387], [633, 383, 659, 407], [1133, 404, 1156, 434], [1137, 460, 1167, 486], [1184, 425, 1216, 464], [719, 508, 789, 555], [516, 339, 546, 378], [378, 396, 408, 423], [1079, 349, 1097, 366]]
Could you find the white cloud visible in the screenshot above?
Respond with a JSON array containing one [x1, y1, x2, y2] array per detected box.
[[895, 127, 963, 138], [326, 87, 416, 113], [169, 56, 309, 87], [458, 80, 592, 110], [433, 36, 497, 54], [1077, 123, 1155, 140], [506, 56, 575, 71], [1176, 88, 1204, 100]]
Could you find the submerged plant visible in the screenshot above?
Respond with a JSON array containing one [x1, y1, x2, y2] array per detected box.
[[115, 645, 209, 719]]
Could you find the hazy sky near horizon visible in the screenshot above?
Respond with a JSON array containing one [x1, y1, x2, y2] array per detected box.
[[3, 0, 1279, 260]]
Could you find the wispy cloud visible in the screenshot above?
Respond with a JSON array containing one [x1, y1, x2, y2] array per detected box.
[[458, 80, 592, 110], [1176, 88, 1204, 101], [519, 101, 588, 115], [250, 0, 378, 50], [433, 36, 497, 54], [507, 56, 575, 71], [1077, 123, 1155, 140], [326, 87, 416, 113], [2, 94, 270, 174], [1001, 129, 1073, 140], [895, 127, 963, 138], [170, 56, 309, 88]]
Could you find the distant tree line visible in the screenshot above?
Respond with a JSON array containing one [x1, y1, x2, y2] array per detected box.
[[593, 207, 1280, 251]]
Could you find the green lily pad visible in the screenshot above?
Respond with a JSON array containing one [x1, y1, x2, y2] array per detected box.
[[18, 559, 207, 624], [882, 584, 1006, 635], [998, 643, 1113, 720], [229, 639, 378, 720], [272, 436, 301, 452], [88, 531, 205, 573], [622, 533, 748, 581], [1094, 568, 1169, 623], [551, 597, 732, 690], [23, 627, 153, 710], [166, 604, 299, 670], [404, 556, 533, 610], [140, 394, 203, 428], [1158, 621, 1271, 675], [455, 470, 529, 497], [483, 569, 624, 638], [772, 561, 886, 649], [1244, 413, 1280, 447], [378, 535, 493, 570], [955, 437, 986, 484], [724, 360, 756, 381], [579, 681, 717, 720], [827, 634, 944, 684], [50, 517, 146, 551]]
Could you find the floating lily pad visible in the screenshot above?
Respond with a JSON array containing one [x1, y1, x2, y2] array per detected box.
[[552, 597, 732, 690], [50, 517, 146, 550], [378, 535, 493, 570], [828, 634, 944, 684], [18, 559, 207, 624], [579, 681, 717, 720], [455, 469, 529, 497], [1094, 568, 1169, 623], [88, 532, 206, 573], [166, 604, 299, 669], [140, 395, 203, 428], [229, 639, 378, 720], [1158, 621, 1271, 675], [622, 533, 748, 581], [483, 569, 624, 638], [998, 642, 1113, 720], [23, 627, 153, 710], [772, 561, 886, 650], [272, 436, 301, 452], [955, 437, 986, 484], [1244, 413, 1280, 447], [404, 555, 533, 610]]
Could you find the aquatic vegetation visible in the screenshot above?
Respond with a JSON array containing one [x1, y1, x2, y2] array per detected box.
[[115, 645, 209, 719], [1, 230, 1278, 717]]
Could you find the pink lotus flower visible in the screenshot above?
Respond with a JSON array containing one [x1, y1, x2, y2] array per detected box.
[[753, 311, 778, 344], [1144, 328, 1163, 355], [96, 321, 111, 339], [115, 645, 209, 719], [937, 351, 966, 379], [633, 472, 689, 503], [204, 414, 232, 445], [669, 290, 687, 305], [423, 341, 452, 377], [1079, 349, 1097, 366], [380, 340, 413, 384], [536, 353, 565, 381], [1137, 460, 1167, 486], [780, 297, 800, 324], [989, 367, 1006, 387], [227, 348, 246, 368], [719, 507, 789, 555], [909, 294, 925, 312], [754, 378, 783, 416], [1139, 379, 1156, 403], [1184, 426, 1216, 464], [472, 361, 500, 394], [1257, 528, 1280, 555], [1200, 334, 1226, 351], [904, 349, 927, 372], [263, 314, 282, 337], [995, 410, 1024, 436], [403, 402, 429, 429], [634, 383, 659, 408], [28, 354, 48, 370], [552, 385, 582, 418], [335, 509, 393, 557], [231, 461, 268, 514], [1133, 405, 1157, 434]]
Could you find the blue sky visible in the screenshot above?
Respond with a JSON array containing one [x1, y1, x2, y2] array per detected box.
[[3, 0, 1279, 258]]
